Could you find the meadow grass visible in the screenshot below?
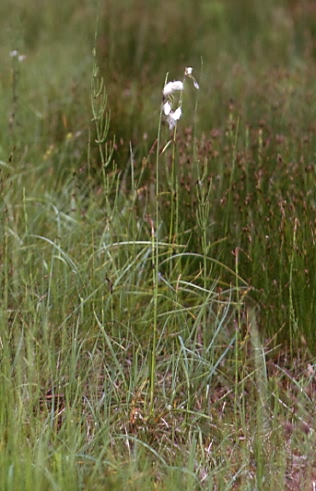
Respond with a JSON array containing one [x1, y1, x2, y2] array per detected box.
[[1, 1, 316, 489]]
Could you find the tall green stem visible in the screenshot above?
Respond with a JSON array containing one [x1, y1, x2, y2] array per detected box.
[[149, 100, 164, 415]]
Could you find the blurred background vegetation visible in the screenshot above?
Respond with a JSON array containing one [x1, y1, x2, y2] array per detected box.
[[2, 0, 316, 152]]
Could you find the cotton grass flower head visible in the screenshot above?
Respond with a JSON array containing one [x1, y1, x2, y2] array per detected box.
[[162, 66, 199, 130], [10, 49, 26, 62], [163, 100, 172, 116], [162, 80, 184, 101], [166, 106, 182, 130], [184, 66, 200, 89]]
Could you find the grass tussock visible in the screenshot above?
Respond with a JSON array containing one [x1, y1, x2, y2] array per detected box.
[[1, 0, 316, 490]]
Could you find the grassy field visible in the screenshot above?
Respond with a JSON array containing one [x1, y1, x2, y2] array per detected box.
[[1, 0, 316, 489]]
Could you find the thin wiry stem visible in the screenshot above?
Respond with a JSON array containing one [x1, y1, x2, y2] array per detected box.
[[149, 79, 166, 415]]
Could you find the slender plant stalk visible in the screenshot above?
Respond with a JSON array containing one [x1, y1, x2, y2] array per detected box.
[[234, 247, 241, 435], [224, 114, 239, 238], [90, 45, 114, 211], [289, 217, 298, 354], [149, 97, 164, 415], [195, 162, 212, 337], [169, 126, 179, 249]]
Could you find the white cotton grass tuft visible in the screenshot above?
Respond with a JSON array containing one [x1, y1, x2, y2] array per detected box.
[[163, 101, 172, 116], [166, 106, 182, 130], [162, 66, 199, 130], [10, 49, 26, 62], [184, 66, 200, 89], [162, 81, 184, 101]]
